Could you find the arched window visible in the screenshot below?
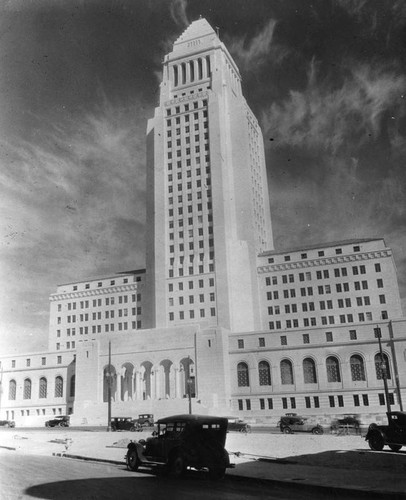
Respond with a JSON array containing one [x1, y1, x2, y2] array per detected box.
[[8, 380, 16, 400], [39, 377, 47, 399], [237, 362, 249, 387], [173, 65, 178, 86], [258, 361, 271, 386], [23, 379, 32, 399], [198, 58, 203, 80], [189, 60, 195, 82], [206, 55, 211, 77], [55, 376, 63, 397], [280, 359, 294, 385], [70, 375, 76, 397], [350, 355, 366, 381], [326, 356, 341, 382], [303, 358, 317, 384], [375, 353, 391, 380], [181, 62, 186, 84]]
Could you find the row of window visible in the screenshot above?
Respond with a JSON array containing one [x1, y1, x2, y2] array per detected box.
[[59, 294, 141, 311], [60, 307, 141, 323], [236, 354, 391, 387], [236, 392, 395, 411], [8, 376, 75, 400], [268, 295, 385, 312], [268, 310, 388, 330], [238, 329, 373, 349], [265, 264, 381, 285], [57, 321, 142, 339], [169, 292, 215, 306], [266, 279, 384, 300], [16, 356, 63, 369], [169, 308, 216, 321], [267, 245, 368, 264], [6, 408, 68, 420], [68, 276, 139, 293], [168, 277, 215, 292]]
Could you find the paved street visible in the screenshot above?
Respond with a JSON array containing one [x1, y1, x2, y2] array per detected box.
[[0, 452, 362, 500]]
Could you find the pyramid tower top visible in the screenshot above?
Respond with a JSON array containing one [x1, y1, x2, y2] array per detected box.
[[174, 18, 216, 45]]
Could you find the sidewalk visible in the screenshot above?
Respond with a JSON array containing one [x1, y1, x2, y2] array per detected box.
[[1, 429, 406, 497]]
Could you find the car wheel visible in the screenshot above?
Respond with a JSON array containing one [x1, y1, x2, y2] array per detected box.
[[368, 432, 385, 451], [130, 426, 136, 432], [126, 449, 140, 471], [169, 454, 186, 478], [58, 422, 65, 427], [208, 467, 226, 480], [312, 427, 323, 435], [283, 427, 292, 434], [389, 444, 402, 452]]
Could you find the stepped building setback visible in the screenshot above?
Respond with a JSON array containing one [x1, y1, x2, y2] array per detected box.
[[1, 19, 405, 427]]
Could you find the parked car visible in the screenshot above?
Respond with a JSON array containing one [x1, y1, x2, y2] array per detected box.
[[331, 415, 361, 434], [126, 414, 234, 479], [366, 411, 406, 451], [45, 415, 70, 428], [136, 414, 154, 427], [278, 414, 324, 434], [0, 420, 15, 428], [226, 417, 251, 433], [111, 417, 142, 432]]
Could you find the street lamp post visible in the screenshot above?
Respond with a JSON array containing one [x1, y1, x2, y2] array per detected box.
[[374, 327, 391, 414], [106, 341, 113, 432], [187, 377, 192, 415]]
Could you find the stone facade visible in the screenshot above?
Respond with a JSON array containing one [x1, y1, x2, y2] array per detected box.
[[1, 19, 405, 427]]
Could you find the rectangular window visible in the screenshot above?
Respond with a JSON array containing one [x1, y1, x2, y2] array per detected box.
[[260, 398, 265, 410], [362, 394, 369, 406], [353, 394, 360, 406], [338, 395, 344, 407], [282, 397, 288, 409], [246, 399, 251, 411], [326, 331, 333, 342], [290, 397, 296, 409], [238, 339, 244, 349], [314, 396, 320, 408], [267, 398, 273, 409], [303, 334, 310, 344], [349, 330, 357, 340], [329, 395, 335, 407], [238, 399, 243, 411], [280, 336, 287, 345], [305, 396, 311, 408], [259, 337, 265, 347]]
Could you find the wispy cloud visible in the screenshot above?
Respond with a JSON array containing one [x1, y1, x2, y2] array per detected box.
[[262, 61, 406, 153], [0, 96, 147, 353], [226, 19, 287, 72], [169, 0, 189, 27]]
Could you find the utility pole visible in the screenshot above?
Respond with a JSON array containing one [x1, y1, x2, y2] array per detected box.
[[375, 327, 391, 414], [107, 341, 112, 432]]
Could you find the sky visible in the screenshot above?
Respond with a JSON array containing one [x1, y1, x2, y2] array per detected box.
[[1, 0, 405, 355]]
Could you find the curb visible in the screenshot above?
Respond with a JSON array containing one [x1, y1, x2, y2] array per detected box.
[[54, 452, 404, 498]]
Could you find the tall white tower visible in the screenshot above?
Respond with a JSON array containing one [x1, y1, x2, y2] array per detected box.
[[145, 18, 273, 332]]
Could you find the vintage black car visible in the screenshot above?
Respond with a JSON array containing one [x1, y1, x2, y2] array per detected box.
[[278, 414, 324, 434], [111, 417, 142, 432], [366, 411, 406, 451], [136, 414, 154, 426], [126, 414, 234, 479], [0, 420, 15, 428], [45, 415, 70, 428], [331, 415, 361, 434], [226, 417, 251, 433]]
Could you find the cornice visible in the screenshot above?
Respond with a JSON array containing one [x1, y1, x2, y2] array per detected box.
[[257, 250, 392, 274], [164, 90, 210, 108], [49, 284, 139, 302]]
